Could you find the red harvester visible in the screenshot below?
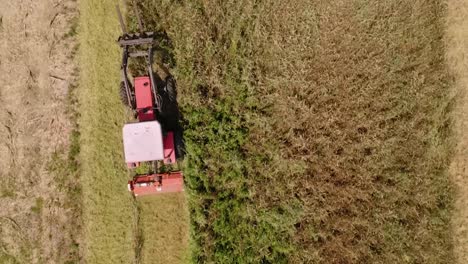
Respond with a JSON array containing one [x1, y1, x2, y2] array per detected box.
[[117, 5, 183, 196]]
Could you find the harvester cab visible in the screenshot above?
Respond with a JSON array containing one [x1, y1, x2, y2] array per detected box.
[[117, 4, 183, 196]]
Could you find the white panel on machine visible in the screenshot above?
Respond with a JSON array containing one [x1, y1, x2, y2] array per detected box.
[[123, 121, 164, 163]]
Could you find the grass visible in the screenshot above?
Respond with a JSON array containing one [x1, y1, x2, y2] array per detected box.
[[30, 198, 44, 214], [0, 251, 20, 264], [64, 16, 79, 39], [138, 195, 190, 264], [46, 108, 81, 262], [78, 1, 190, 263], [78, 0, 136, 263], [135, 0, 455, 263]]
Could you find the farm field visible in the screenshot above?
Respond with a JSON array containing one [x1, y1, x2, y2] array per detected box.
[[78, 0, 189, 263], [138, 195, 190, 264], [0, 1, 80, 263], [78, 0, 136, 262], [2, 0, 465, 263], [134, 0, 456, 263]]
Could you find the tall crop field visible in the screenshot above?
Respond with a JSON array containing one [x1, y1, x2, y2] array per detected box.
[[135, 0, 455, 263]]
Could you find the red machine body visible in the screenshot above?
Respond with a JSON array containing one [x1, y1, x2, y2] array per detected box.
[[117, 7, 183, 197], [131, 77, 176, 165], [134, 77, 155, 122], [127, 172, 184, 196]]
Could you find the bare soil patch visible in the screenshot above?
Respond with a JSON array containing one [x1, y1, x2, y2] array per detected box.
[[0, 0, 79, 263]]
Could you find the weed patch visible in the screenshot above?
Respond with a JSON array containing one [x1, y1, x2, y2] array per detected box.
[[30, 198, 44, 214]]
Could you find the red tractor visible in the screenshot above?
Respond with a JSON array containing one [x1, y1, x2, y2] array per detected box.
[[117, 6, 183, 196]]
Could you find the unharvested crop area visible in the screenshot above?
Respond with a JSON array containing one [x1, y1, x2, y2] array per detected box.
[[135, 0, 455, 263]]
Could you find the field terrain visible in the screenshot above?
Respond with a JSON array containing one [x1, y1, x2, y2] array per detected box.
[[0, 0, 80, 263], [1, 0, 463, 263], [78, 1, 189, 263], [446, 0, 468, 262], [134, 0, 455, 263]]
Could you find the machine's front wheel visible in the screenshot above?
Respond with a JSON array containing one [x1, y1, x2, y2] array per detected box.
[[174, 129, 185, 159]]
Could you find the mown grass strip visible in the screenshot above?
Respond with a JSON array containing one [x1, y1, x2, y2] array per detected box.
[[78, 1, 136, 263], [138, 195, 190, 264], [122, 2, 192, 263], [79, 1, 191, 263]]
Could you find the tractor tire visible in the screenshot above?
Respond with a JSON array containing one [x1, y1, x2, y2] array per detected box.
[[165, 76, 177, 102], [174, 128, 185, 159]]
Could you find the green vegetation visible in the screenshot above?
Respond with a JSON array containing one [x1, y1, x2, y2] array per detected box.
[[46, 83, 82, 263], [30, 198, 44, 214], [138, 195, 190, 264], [78, 0, 136, 262], [0, 251, 19, 264], [64, 16, 79, 39], [49, 81, 81, 209], [78, 1, 190, 263], [136, 0, 454, 263], [77, 0, 454, 262]]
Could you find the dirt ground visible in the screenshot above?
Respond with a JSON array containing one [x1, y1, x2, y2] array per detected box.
[[447, 1, 468, 263], [0, 0, 79, 263]]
